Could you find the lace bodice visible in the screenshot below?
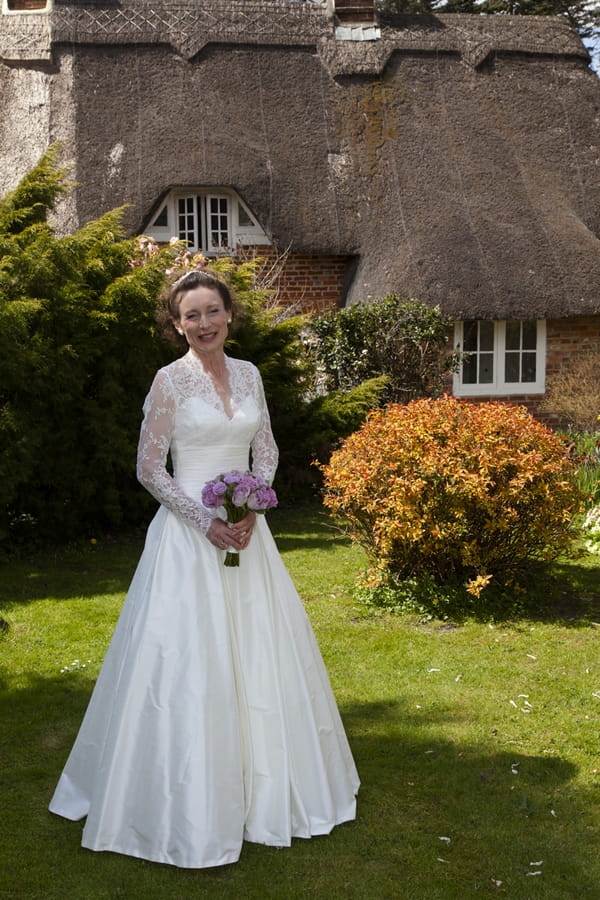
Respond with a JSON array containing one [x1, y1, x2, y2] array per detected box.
[[136, 352, 279, 534]]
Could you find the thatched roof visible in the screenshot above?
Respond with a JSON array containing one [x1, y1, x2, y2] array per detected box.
[[1, 2, 599, 318]]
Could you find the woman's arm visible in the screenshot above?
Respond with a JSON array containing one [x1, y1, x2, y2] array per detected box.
[[249, 366, 279, 485], [136, 369, 214, 533]]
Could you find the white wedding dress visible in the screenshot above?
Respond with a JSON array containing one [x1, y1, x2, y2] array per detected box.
[[49, 351, 359, 868]]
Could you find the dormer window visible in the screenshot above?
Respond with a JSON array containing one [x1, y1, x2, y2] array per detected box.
[[144, 189, 270, 255]]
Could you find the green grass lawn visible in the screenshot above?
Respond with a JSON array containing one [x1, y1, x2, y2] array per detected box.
[[1, 508, 599, 899]]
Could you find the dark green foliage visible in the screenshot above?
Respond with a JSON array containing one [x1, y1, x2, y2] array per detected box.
[[274, 377, 388, 502], [0, 149, 174, 548], [309, 295, 457, 405]]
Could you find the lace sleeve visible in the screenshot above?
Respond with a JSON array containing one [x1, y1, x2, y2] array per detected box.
[[136, 369, 213, 533], [250, 366, 279, 485]]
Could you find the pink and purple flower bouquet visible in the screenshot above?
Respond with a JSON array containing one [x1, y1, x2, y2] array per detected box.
[[202, 470, 278, 566]]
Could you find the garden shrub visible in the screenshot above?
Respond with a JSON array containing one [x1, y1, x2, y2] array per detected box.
[[541, 348, 600, 432], [582, 507, 600, 556], [308, 295, 459, 405], [0, 149, 386, 553], [321, 397, 582, 610], [0, 149, 175, 548], [0, 147, 386, 551], [565, 429, 600, 508]]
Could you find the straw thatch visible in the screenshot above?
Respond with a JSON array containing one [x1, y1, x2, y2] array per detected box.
[[1, 3, 599, 317]]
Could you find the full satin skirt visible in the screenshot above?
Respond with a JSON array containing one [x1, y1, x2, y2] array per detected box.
[[49, 510, 359, 868]]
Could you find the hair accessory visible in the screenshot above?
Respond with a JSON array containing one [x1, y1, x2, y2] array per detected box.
[[173, 271, 197, 287]]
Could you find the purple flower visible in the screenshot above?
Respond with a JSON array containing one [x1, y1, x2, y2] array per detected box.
[[201, 479, 227, 508], [223, 470, 246, 485], [232, 483, 252, 507], [247, 486, 278, 511], [202, 472, 278, 568]]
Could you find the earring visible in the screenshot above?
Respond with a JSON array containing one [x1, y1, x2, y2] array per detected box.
[[227, 319, 232, 324]]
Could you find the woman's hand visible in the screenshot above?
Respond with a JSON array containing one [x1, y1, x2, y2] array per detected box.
[[229, 510, 256, 550], [207, 511, 256, 551]]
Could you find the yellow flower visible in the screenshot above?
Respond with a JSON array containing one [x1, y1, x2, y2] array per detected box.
[[465, 574, 492, 598]]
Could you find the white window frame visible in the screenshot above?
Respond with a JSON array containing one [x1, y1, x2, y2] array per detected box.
[[453, 319, 546, 397], [144, 188, 269, 255]]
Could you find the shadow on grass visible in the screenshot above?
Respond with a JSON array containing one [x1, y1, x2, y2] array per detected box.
[[272, 508, 600, 629], [339, 699, 599, 897], [0, 536, 144, 608], [531, 560, 600, 625], [0, 509, 350, 611], [269, 507, 353, 554], [496, 560, 600, 629], [1, 675, 599, 899]]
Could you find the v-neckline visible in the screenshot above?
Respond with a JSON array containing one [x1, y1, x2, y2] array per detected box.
[[187, 351, 235, 420]]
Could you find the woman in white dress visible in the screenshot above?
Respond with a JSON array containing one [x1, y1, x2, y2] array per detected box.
[[49, 270, 359, 868]]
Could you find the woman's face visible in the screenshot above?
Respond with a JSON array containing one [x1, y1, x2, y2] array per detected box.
[[175, 286, 230, 359]]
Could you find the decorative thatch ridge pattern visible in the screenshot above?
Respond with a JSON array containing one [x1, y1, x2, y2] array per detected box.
[[0, 4, 587, 66]]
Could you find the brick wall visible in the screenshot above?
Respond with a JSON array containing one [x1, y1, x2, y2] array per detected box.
[[246, 247, 353, 314], [545, 316, 600, 379]]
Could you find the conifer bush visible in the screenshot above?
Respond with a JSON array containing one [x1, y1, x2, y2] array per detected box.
[[321, 397, 582, 606], [0, 149, 175, 547]]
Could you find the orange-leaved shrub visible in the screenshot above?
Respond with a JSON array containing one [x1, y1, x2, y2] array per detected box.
[[321, 397, 581, 590]]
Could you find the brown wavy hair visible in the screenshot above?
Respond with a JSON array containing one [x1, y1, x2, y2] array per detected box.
[[158, 269, 234, 349]]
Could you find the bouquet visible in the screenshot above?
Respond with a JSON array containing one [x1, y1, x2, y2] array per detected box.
[[201, 470, 278, 566]]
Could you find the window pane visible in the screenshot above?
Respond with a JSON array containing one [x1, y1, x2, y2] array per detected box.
[[462, 354, 478, 384], [208, 197, 229, 248], [479, 353, 494, 384], [504, 352, 520, 383], [479, 321, 494, 352], [503, 321, 537, 385], [522, 352, 536, 382], [463, 321, 478, 352], [151, 205, 168, 228], [238, 204, 253, 227], [505, 321, 521, 351], [522, 320, 537, 350], [177, 197, 196, 248]]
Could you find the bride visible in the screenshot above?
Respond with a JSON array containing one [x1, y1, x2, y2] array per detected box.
[[49, 269, 359, 868]]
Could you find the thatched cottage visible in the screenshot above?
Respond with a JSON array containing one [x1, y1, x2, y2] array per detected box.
[[1, 0, 599, 410]]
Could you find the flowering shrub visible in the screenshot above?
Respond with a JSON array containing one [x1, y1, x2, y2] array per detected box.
[[582, 507, 600, 556], [567, 429, 600, 507], [321, 397, 582, 593]]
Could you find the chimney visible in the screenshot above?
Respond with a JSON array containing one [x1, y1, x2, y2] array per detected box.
[[333, 0, 377, 26]]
